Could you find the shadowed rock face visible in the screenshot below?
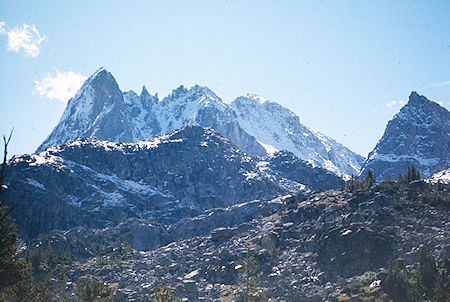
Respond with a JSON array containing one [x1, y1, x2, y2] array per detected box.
[[8, 125, 343, 238], [317, 226, 393, 278], [361, 92, 450, 180], [266, 150, 344, 190]]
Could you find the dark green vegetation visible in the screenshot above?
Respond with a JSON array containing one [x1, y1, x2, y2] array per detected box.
[[153, 286, 180, 302], [0, 132, 37, 301], [0, 136, 116, 301], [331, 249, 448, 302], [346, 166, 449, 206], [233, 249, 265, 302]]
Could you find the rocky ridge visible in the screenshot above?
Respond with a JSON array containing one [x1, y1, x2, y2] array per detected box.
[[6, 125, 343, 238]]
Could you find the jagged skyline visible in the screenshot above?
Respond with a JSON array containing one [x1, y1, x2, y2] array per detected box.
[[1, 1, 450, 157]]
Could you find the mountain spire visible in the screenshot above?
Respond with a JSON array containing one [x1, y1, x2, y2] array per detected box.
[[361, 92, 450, 179]]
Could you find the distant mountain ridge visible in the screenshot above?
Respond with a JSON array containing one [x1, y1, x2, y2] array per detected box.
[[360, 92, 450, 179], [37, 67, 363, 177]]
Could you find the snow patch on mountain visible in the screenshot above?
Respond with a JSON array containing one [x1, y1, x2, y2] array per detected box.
[[426, 169, 450, 184], [26, 178, 46, 191]]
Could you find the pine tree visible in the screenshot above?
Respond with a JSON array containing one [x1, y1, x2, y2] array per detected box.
[[381, 261, 409, 302], [432, 270, 449, 302], [364, 170, 375, 189], [0, 131, 25, 290], [407, 166, 412, 182], [1, 264, 38, 302], [346, 175, 362, 192], [234, 248, 265, 302], [29, 246, 44, 272], [417, 248, 439, 298], [0, 132, 39, 301], [153, 286, 180, 302], [411, 166, 417, 181], [76, 279, 115, 302]]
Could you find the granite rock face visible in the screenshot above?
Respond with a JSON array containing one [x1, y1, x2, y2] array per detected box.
[[265, 150, 344, 191], [361, 92, 450, 179]]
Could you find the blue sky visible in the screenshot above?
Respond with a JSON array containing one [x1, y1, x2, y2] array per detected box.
[[1, 0, 450, 158]]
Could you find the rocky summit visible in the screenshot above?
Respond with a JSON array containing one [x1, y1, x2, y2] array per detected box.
[[5, 125, 342, 239], [361, 91, 450, 180], [37, 67, 363, 177]]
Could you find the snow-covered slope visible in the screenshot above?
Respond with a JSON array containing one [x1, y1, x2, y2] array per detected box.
[[230, 94, 364, 177], [38, 67, 363, 177], [360, 92, 450, 179]]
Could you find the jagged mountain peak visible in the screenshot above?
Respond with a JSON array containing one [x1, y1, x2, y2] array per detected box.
[[233, 94, 299, 122], [395, 91, 444, 117], [238, 93, 272, 104], [66, 66, 122, 114], [82, 67, 118, 91], [163, 84, 219, 103], [37, 68, 130, 152], [361, 92, 450, 179], [37, 67, 363, 176], [139, 85, 158, 103], [85, 66, 107, 82], [141, 84, 149, 96], [394, 91, 446, 120], [408, 91, 430, 106], [169, 84, 188, 97]]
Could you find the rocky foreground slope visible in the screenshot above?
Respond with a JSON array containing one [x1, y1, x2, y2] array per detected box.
[[25, 181, 449, 301]]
